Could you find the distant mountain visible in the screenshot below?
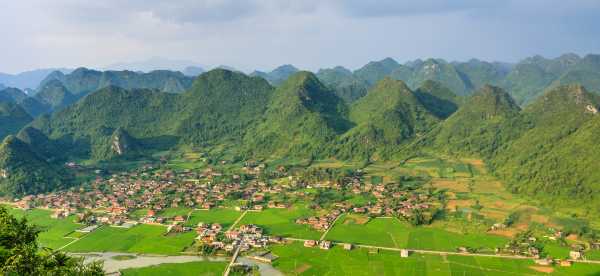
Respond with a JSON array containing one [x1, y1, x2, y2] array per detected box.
[[251, 65, 300, 86], [182, 66, 205, 76], [0, 102, 33, 140], [34, 80, 76, 112], [354, 58, 401, 86], [454, 59, 511, 90], [105, 57, 203, 73], [0, 87, 49, 117], [316, 66, 369, 103], [0, 68, 72, 90], [501, 54, 582, 104]]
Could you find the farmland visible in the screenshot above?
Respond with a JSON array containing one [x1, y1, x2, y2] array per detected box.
[[4, 206, 82, 249], [185, 208, 243, 228], [63, 224, 196, 255], [325, 216, 508, 252], [120, 261, 227, 276], [270, 242, 600, 276], [238, 204, 322, 240]]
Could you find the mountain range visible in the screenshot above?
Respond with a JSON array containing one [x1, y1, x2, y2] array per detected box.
[[1, 54, 600, 212]]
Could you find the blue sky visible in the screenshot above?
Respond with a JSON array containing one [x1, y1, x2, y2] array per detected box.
[[0, 0, 599, 73]]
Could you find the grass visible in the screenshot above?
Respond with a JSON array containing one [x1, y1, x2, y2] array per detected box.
[[326, 216, 508, 252], [5, 207, 82, 249], [238, 204, 322, 240], [120, 261, 227, 276], [158, 207, 193, 218], [63, 224, 195, 255], [271, 242, 600, 275], [185, 208, 243, 228]]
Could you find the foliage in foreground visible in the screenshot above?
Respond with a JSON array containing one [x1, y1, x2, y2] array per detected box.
[[0, 206, 104, 275]]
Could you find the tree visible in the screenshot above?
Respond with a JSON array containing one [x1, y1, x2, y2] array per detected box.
[[0, 206, 104, 275]]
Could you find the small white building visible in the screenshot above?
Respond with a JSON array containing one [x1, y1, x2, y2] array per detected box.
[[400, 249, 410, 258]]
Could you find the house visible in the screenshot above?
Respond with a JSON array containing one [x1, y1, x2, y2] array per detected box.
[[560, 260, 572, 267], [343, 243, 353, 250], [400, 249, 410, 258], [248, 251, 279, 263], [304, 240, 317, 247], [570, 251, 582, 260], [535, 258, 552, 266], [320, 240, 332, 250]]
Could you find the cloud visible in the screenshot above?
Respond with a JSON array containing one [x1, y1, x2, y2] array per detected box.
[[337, 0, 493, 17], [0, 0, 598, 74]]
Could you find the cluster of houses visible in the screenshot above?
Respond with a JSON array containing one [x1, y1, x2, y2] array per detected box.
[[295, 209, 343, 231]]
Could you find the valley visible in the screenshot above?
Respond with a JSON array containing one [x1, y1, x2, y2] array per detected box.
[[3, 148, 600, 275]]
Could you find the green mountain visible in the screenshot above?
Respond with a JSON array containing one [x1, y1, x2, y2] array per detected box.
[[354, 58, 401, 86], [244, 71, 349, 158], [414, 80, 460, 119], [38, 68, 194, 97], [454, 59, 511, 90], [549, 54, 600, 93], [29, 69, 272, 160], [174, 69, 273, 145], [250, 65, 299, 86], [0, 136, 63, 196], [406, 59, 471, 96], [0, 87, 50, 117], [491, 84, 600, 208], [34, 79, 76, 111], [30, 86, 180, 160], [316, 66, 369, 103], [502, 54, 581, 104], [0, 102, 33, 140], [335, 78, 439, 160], [429, 85, 523, 158], [0, 87, 28, 102]]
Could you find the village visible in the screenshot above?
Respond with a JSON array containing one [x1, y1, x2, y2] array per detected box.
[[6, 159, 596, 272]]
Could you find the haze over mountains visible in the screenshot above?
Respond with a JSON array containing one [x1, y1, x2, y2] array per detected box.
[[1, 53, 600, 213]]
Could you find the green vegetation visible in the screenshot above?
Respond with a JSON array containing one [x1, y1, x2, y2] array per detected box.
[[64, 224, 195, 255], [0, 101, 32, 140], [270, 242, 599, 275], [326, 216, 507, 252], [239, 205, 321, 240], [0, 136, 64, 197], [5, 207, 82, 249], [120, 261, 227, 276], [185, 208, 243, 228], [0, 206, 103, 275]]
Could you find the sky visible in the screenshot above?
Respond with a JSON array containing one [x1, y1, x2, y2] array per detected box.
[[0, 0, 599, 74]]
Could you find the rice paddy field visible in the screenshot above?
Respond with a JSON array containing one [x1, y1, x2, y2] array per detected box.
[[325, 216, 508, 252], [184, 208, 243, 228], [4, 206, 83, 249], [238, 204, 322, 240], [270, 242, 600, 276], [120, 261, 227, 276], [63, 224, 196, 255]]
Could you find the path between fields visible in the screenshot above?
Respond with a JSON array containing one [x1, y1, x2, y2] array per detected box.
[[223, 246, 241, 276], [228, 210, 248, 232], [282, 237, 537, 260], [320, 214, 343, 241]]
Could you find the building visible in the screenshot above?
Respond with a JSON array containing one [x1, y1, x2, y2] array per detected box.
[[343, 243, 353, 250], [570, 251, 582, 260], [304, 240, 316, 247], [320, 240, 332, 250], [400, 249, 410, 258]]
